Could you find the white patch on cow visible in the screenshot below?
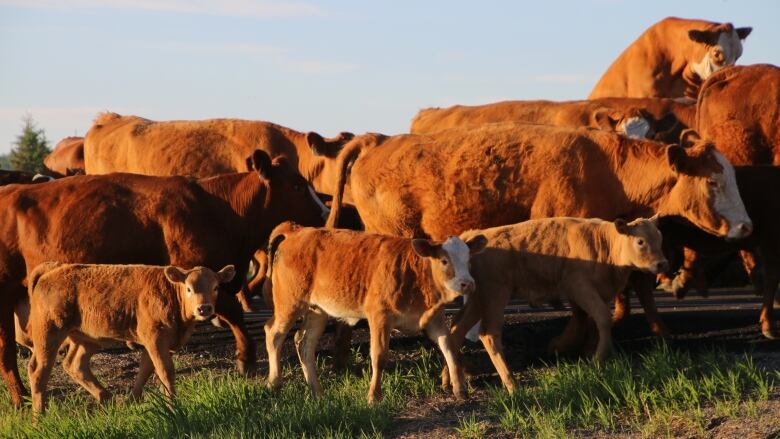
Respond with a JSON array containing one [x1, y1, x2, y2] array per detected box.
[[691, 30, 743, 80], [712, 151, 752, 239], [619, 117, 651, 139], [32, 174, 54, 182], [441, 237, 475, 295], [307, 185, 330, 219]]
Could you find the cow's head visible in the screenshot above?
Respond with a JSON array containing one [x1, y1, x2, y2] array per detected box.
[[662, 132, 752, 240], [412, 235, 487, 298], [614, 217, 668, 274], [306, 131, 355, 157], [165, 265, 235, 321], [689, 23, 751, 80], [248, 149, 329, 226]]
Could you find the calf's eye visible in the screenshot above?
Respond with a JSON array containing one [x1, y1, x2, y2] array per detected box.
[[637, 239, 645, 246], [441, 259, 448, 266]]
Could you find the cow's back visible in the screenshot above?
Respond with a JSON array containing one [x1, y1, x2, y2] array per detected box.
[[45, 137, 84, 175], [696, 64, 780, 165]]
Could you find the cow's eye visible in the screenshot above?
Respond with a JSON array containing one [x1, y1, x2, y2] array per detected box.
[[441, 259, 448, 266], [707, 179, 718, 187], [637, 239, 645, 246]]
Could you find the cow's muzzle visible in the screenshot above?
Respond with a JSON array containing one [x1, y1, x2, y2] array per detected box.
[[725, 221, 752, 242]]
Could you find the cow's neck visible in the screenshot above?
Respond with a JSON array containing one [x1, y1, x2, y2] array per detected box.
[[198, 172, 267, 248], [287, 131, 332, 194], [610, 141, 676, 218]]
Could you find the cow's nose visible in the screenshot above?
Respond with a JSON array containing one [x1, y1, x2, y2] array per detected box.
[[197, 304, 214, 317], [736, 222, 753, 237], [460, 280, 475, 294], [655, 260, 670, 274]]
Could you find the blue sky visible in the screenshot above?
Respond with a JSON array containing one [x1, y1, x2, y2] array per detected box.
[[1, 0, 778, 154]]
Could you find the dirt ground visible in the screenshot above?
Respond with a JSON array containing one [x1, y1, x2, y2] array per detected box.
[[18, 289, 780, 438]]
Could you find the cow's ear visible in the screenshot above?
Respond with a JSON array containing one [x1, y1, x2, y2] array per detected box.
[[246, 156, 254, 172], [251, 150, 273, 179], [465, 235, 488, 255], [614, 218, 629, 235], [164, 266, 188, 284], [736, 27, 752, 39], [688, 29, 718, 45], [217, 265, 236, 283], [411, 239, 438, 258], [648, 213, 661, 227], [593, 109, 621, 130], [666, 144, 688, 174], [679, 128, 701, 148], [306, 132, 328, 156]]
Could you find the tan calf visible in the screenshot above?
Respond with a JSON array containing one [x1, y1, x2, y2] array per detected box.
[[262, 223, 486, 403], [25, 262, 235, 414], [447, 217, 667, 392]]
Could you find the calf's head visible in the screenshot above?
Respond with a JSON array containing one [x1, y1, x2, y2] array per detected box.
[[248, 149, 328, 226], [164, 265, 236, 321], [689, 23, 751, 80], [411, 235, 487, 298], [662, 133, 752, 240], [614, 218, 668, 274]]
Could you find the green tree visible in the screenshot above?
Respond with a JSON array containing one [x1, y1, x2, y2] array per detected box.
[[9, 115, 50, 173], [0, 154, 10, 170]]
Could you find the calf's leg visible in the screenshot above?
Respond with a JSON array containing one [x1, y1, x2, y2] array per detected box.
[[215, 292, 257, 376], [426, 310, 467, 399], [442, 293, 483, 390], [366, 313, 391, 404], [144, 339, 176, 397], [264, 307, 300, 391], [63, 342, 111, 403], [569, 289, 613, 363], [758, 252, 779, 339], [632, 272, 669, 337], [294, 309, 328, 397], [549, 305, 588, 355], [131, 350, 155, 400], [332, 323, 353, 371], [29, 324, 66, 414]]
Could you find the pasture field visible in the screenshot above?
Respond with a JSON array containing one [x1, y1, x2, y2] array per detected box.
[[2, 290, 780, 438]]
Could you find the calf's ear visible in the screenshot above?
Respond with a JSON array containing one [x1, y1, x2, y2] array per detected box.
[[647, 213, 661, 227], [679, 128, 701, 148], [411, 239, 438, 258], [466, 235, 488, 255], [592, 109, 621, 131], [666, 145, 687, 174], [217, 265, 236, 283], [614, 218, 629, 235], [164, 266, 188, 284], [736, 27, 752, 39], [688, 29, 718, 45], [251, 150, 273, 179]]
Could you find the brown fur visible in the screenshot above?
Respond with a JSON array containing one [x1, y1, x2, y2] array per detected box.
[[696, 64, 780, 165], [24, 263, 234, 414], [44, 137, 84, 177], [0, 150, 324, 407], [83, 113, 353, 193], [446, 218, 666, 391], [410, 97, 695, 143], [262, 224, 486, 403], [590, 17, 751, 99]]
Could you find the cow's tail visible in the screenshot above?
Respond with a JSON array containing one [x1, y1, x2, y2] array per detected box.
[[27, 261, 63, 296], [324, 137, 367, 229], [262, 222, 296, 307]]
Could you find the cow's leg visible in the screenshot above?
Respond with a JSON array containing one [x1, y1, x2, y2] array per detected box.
[[476, 306, 515, 392], [425, 310, 466, 400], [612, 290, 631, 324], [29, 325, 65, 415], [740, 250, 762, 294], [548, 305, 588, 355], [215, 292, 256, 376], [632, 272, 669, 337], [294, 308, 328, 397], [144, 339, 176, 397], [131, 350, 155, 400], [236, 287, 254, 313], [442, 293, 483, 390], [569, 290, 613, 363], [757, 251, 779, 339], [63, 342, 111, 403], [264, 308, 299, 391], [366, 313, 390, 404], [0, 284, 26, 407], [332, 323, 353, 371]]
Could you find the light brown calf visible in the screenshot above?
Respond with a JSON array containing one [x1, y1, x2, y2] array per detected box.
[[447, 217, 667, 392], [25, 262, 235, 414], [262, 223, 486, 403]]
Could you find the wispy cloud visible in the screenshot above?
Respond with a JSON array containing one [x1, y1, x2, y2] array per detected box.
[[0, 0, 326, 18]]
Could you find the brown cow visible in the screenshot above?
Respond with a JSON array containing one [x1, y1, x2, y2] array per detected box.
[[324, 123, 751, 363], [0, 150, 325, 407], [410, 97, 694, 143], [44, 136, 84, 176], [83, 112, 353, 194], [446, 217, 667, 391], [589, 17, 751, 99], [696, 64, 780, 165], [0, 170, 54, 186], [24, 262, 235, 414], [262, 222, 487, 403]]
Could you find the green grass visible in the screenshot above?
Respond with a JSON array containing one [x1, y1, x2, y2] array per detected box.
[[488, 342, 776, 437], [0, 347, 443, 439]]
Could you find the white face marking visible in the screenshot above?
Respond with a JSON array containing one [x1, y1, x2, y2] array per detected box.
[[307, 185, 330, 219], [691, 31, 743, 80], [618, 117, 651, 139], [441, 237, 474, 294], [711, 151, 752, 238]]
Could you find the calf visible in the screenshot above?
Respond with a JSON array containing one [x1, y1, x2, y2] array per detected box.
[[262, 222, 486, 403], [25, 262, 235, 414], [447, 217, 667, 392]]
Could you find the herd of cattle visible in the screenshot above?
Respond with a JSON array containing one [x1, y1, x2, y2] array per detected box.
[[2, 16, 779, 413]]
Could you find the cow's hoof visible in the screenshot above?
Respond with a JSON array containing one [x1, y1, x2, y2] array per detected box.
[[237, 359, 257, 377], [97, 390, 113, 404], [649, 322, 670, 338], [761, 326, 777, 340]]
